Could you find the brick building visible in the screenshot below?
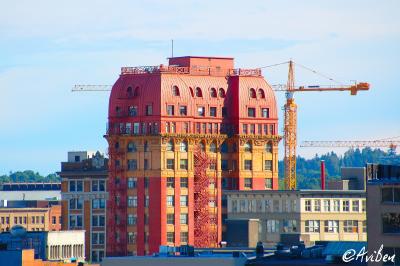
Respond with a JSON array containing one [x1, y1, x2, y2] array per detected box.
[[106, 56, 280, 256], [59, 151, 108, 262]]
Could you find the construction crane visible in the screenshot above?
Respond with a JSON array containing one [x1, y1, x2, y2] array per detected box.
[[270, 61, 370, 190], [72, 61, 371, 191], [301, 136, 400, 155]]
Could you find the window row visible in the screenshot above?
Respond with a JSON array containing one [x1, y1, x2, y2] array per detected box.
[[166, 177, 188, 188], [167, 195, 189, 207], [231, 198, 296, 213], [242, 123, 275, 135], [69, 180, 106, 192], [167, 231, 189, 243], [0, 216, 45, 225], [304, 199, 366, 212], [167, 213, 189, 225], [247, 107, 270, 118], [381, 187, 400, 204], [304, 220, 366, 233]]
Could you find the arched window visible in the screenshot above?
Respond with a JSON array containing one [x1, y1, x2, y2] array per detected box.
[[249, 88, 256, 98], [210, 88, 217, 98], [127, 86, 133, 97], [180, 141, 188, 152], [195, 87, 203, 97], [166, 140, 174, 151], [220, 141, 228, 153], [134, 86, 140, 96], [189, 87, 194, 97], [265, 141, 273, 153], [199, 141, 205, 151], [244, 141, 252, 152], [172, 85, 180, 96], [127, 142, 137, 152], [209, 142, 217, 153], [219, 88, 226, 98], [258, 89, 265, 99]]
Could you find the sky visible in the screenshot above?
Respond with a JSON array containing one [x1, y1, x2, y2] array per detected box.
[[0, 0, 399, 175]]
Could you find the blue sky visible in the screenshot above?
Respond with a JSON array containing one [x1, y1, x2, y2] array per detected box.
[[0, 0, 399, 175]]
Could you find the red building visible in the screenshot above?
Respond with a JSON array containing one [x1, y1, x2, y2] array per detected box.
[[106, 56, 281, 256]]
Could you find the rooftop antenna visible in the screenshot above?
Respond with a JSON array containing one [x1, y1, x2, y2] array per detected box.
[[171, 39, 174, 58]]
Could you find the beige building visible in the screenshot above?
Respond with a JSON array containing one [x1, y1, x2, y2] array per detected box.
[[225, 190, 367, 247], [47, 230, 85, 262], [366, 164, 400, 266]]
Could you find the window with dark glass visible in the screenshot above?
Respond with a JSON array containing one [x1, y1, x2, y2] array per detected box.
[[167, 214, 174, 224], [265, 178, 272, 189], [167, 105, 174, 116], [210, 107, 217, 117], [244, 178, 252, 188], [145, 105, 153, 116], [220, 142, 228, 153], [167, 159, 174, 169], [180, 106, 187, 115], [180, 177, 188, 188], [248, 108, 256, 117], [221, 160, 229, 171], [129, 106, 138, 117], [265, 160, 273, 171], [244, 160, 252, 170], [382, 213, 400, 233]]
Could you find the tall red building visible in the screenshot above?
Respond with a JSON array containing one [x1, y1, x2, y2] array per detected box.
[[106, 56, 281, 256]]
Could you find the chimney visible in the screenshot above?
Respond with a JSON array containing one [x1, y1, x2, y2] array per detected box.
[[321, 160, 326, 190]]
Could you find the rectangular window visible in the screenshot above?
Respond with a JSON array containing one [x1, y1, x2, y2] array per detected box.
[[167, 105, 174, 115], [146, 105, 153, 116], [283, 220, 297, 232], [343, 200, 350, 212], [167, 214, 174, 224], [269, 124, 274, 135], [180, 177, 188, 188], [352, 200, 359, 212], [128, 177, 137, 189], [264, 160, 272, 171], [305, 200, 312, 212], [267, 220, 280, 233], [324, 220, 339, 233], [250, 124, 255, 134], [128, 232, 136, 244], [180, 159, 188, 170], [231, 160, 237, 171], [382, 213, 400, 233], [167, 159, 174, 170], [248, 108, 256, 117], [128, 215, 137, 225], [264, 124, 268, 135], [210, 107, 217, 117], [242, 124, 248, 134], [167, 232, 175, 243], [323, 200, 330, 212], [167, 177, 174, 188], [133, 123, 140, 134], [144, 159, 149, 170], [167, 196, 174, 206], [305, 220, 320, 233], [221, 160, 229, 171], [180, 105, 187, 116], [180, 214, 188, 224], [129, 106, 138, 117], [244, 178, 252, 189], [262, 108, 269, 118], [180, 195, 188, 206], [314, 200, 321, 212], [128, 196, 137, 207], [265, 178, 272, 189], [127, 159, 137, 170], [197, 106, 205, 116], [180, 232, 188, 243], [333, 200, 340, 211], [362, 200, 366, 212], [244, 160, 252, 170], [343, 220, 358, 233]]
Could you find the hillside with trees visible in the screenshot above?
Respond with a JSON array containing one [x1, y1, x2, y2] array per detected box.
[[0, 170, 60, 183], [279, 147, 400, 189]]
